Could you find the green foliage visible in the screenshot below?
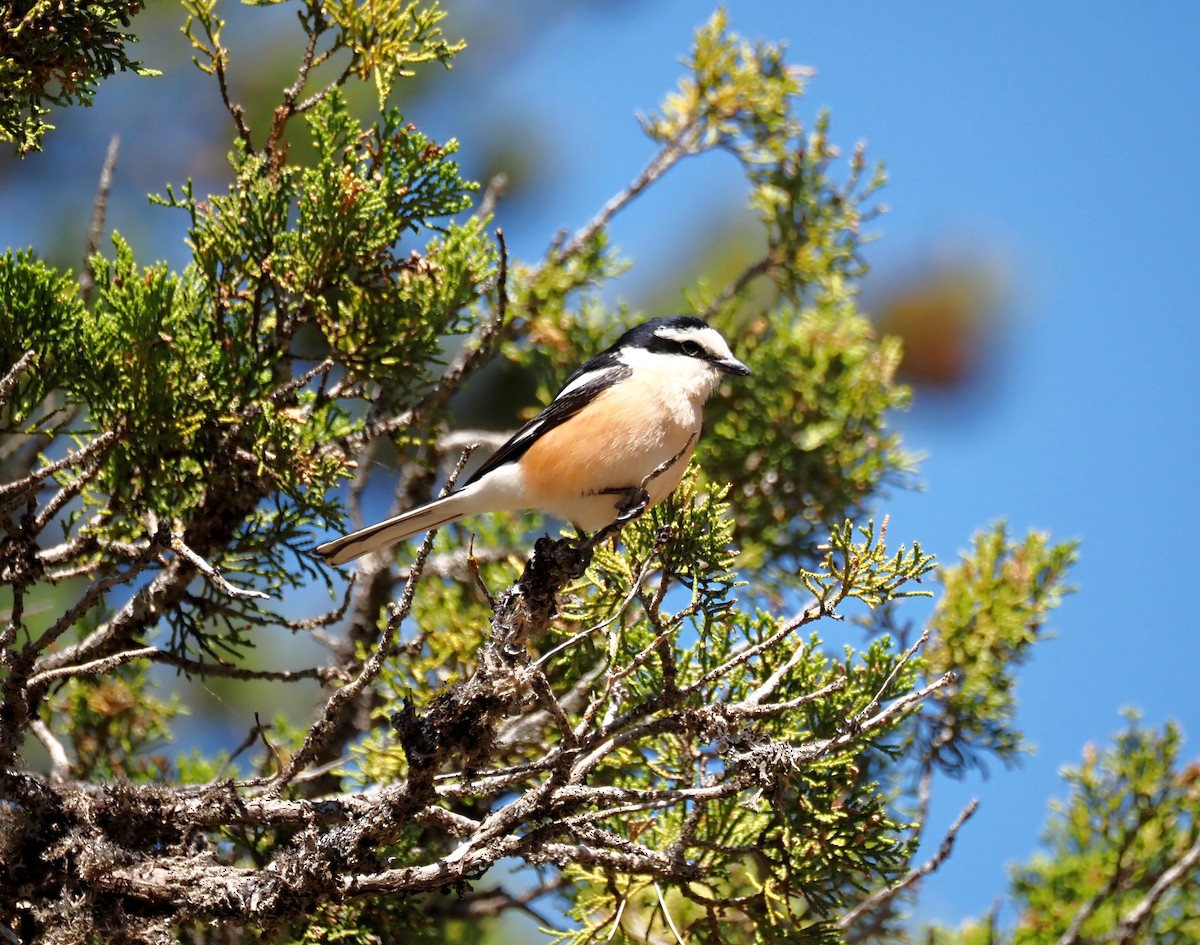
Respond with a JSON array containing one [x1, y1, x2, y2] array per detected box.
[[646, 13, 907, 568], [161, 87, 489, 393], [921, 524, 1078, 774], [340, 478, 939, 945], [641, 8, 804, 164], [0, 250, 88, 419], [1009, 715, 1200, 945], [324, 0, 464, 109], [537, 495, 931, 942], [928, 715, 1200, 945], [703, 303, 912, 570], [81, 236, 226, 517], [802, 517, 933, 611], [43, 664, 182, 782], [2, 69, 488, 656], [645, 10, 886, 304], [0, 0, 158, 154]]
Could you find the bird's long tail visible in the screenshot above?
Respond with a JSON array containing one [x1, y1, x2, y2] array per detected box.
[[314, 486, 489, 566]]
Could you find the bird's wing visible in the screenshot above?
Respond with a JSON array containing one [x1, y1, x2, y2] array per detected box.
[[463, 361, 630, 487]]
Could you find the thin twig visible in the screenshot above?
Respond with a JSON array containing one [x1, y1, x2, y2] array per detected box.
[[683, 594, 832, 697], [727, 672, 958, 777], [477, 173, 508, 221], [466, 534, 497, 609], [838, 799, 980, 930], [1114, 836, 1200, 945], [267, 500, 440, 792], [27, 644, 336, 695], [654, 882, 687, 945], [30, 531, 167, 654], [266, 9, 324, 157], [697, 251, 780, 320], [217, 718, 269, 782], [28, 432, 122, 533], [742, 628, 822, 708], [0, 349, 36, 410], [80, 133, 120, 302], [28, 646, 158, 692], [170, 535, 271, 601], [211, 29, 253, 151], [527, 669, 578, 747], [261, 358, 334, 410], [550, 121, 699, 266], [854, 627, 931, 726], [730, 676, 848, 718], [36, 527, 143, 567], [29, 718, 72, 781]]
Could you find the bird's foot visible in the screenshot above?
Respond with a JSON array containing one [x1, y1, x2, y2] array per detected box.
[[613, 486, 651, 523]]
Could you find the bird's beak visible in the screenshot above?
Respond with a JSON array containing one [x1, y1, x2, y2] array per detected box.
[[716, 356, 752, 377]]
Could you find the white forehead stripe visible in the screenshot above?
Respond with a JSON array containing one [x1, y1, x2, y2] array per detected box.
[[653, 325, 735, 360]]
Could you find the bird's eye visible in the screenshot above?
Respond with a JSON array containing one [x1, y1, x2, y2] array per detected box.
[[681, 340, 703, 357]]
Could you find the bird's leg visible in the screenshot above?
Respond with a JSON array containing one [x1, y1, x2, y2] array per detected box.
[[596, 430, 700, 529], [643, 430, 698, 489]]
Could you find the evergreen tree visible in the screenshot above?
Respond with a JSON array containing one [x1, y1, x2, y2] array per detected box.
[[1, 4, 1189, 944]]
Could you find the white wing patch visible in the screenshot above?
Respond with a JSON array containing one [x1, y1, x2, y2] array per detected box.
[[557, 364, 620, 400]]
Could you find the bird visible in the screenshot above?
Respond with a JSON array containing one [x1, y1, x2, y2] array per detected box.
[[315, 315, 751, 565]]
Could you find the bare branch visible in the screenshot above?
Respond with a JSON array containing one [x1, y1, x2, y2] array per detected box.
[[27, 644, 337, 696], [265, 7, 325, 158], [550, 119, 700, 266], [1114, 835, 1200, 945], [213, 36, 253, 152], [170, 534, 271, 601], [269, 511, 438, 791], [477, 173, 508, 221], [30, 430, 121, 534], [35, 533, 181, 673], [854, 626, 931, 726], [725, 672, 958, 779], [732, 675, 849, 718], [28, 645, 159, 693], [742, 628, 823, 708], [697, 251, 781, 320], [1, 433, 121, 511], [28, 719, 71, 782], [79, 132, 120, 301], [838, 799, 979, 931], [30, 527, 167, 654], [685, 594, 833, 697], [0, 349, 36, 410]]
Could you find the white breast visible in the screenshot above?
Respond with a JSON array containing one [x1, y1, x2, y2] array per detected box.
[[517, 350, 723, 531]]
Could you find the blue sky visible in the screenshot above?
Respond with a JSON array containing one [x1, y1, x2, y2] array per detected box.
[[4, 0, 1199, 929]]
